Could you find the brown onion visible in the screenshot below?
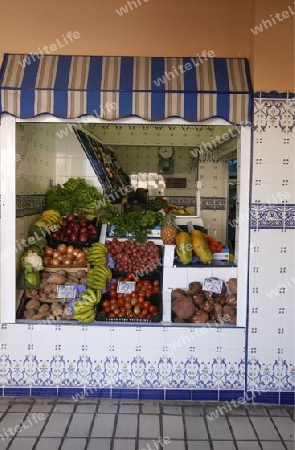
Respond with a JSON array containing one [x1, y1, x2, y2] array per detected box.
[[44, 246, 54, 256], [52, 250, 60, 259], [57, 244, 67, 254], [63, 257, 72, 266], [52, 259, 59, 266], [66, 245, 75, 254], [43, 256, 51, 266]]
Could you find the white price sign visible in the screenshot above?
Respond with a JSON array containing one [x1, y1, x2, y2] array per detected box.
[[56, 285, 76, 299], [202, 278, 223, 294], [117, 281, 136, 295]]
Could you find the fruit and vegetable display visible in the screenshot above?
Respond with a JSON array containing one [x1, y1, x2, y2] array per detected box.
[[42, 244, 88, 267], [97, 274, 161, 321], [161, 213, 178, 245], [48, 213, 99, 245], [22, 298, 74, 321], [171, 277, 237, 325], [105, 238, 161, 274], [149, 197, 193, 215]]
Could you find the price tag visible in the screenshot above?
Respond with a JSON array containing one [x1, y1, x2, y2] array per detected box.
[[56, 285, 76, 299], [202, 278, 223, 294], [117, 281, 136, 295]]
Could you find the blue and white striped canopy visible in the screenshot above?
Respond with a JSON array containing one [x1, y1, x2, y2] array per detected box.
[[0, 54, 252, 124]]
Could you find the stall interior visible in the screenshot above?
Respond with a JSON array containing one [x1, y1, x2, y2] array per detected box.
[[15, 122, 240, 324]]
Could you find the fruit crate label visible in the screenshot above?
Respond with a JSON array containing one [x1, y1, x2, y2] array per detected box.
[[117, 281, 136, 295], [56, 285, 76, 299], [203, 278, 223, 294]]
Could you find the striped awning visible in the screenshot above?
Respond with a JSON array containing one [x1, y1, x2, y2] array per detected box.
[[0, 54, 252, 124]]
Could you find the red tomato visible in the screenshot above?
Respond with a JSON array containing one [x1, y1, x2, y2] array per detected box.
[[124, 302, 132, 310], [109, 289, 117, 298], [148, 305, 157, 314], [103, 306, 111, 314], [124, 294, 131, 301], [109, 282, 117, 290], [153, 280, 160, 286], [140, 285, 148, 291], [120, 307, 127, 314], [113, 307, 120, 315], [143, 300, 151, 309], [136, 282, 142, 289], [145, 290, 152, 299], [117, 312, 125, 317], [117, 293, 124, 299], [130, 291, 137, 297], [127, 312, 135, 318], [141, 309, 148, 316], [126, 273, 134, 280], [110, 298, 117, 305], [117, 299, 125, 307], [108, 312, 116, 318], [152, 286, 160, 293], [102, 300, 110, 308], [138, 290, 146, 297]]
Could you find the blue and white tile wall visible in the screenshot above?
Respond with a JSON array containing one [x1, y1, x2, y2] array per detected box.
[[247, 95, 295, 404]]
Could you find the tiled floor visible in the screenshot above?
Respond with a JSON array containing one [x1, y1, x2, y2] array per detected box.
[[0, 397, 294, 450]]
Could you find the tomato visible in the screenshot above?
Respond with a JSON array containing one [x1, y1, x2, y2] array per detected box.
[[124, 302, 132, 310], [120, 307, 127, 314], [127, 312, 135, 318], [148, 305, 157, 314], [153, 280, 160, 286], [142, 280, 152, 288], [117, 293, 124, 299], [126, 273, 134, 280], [110, 298, 117, 305], [138, 290, 146, 297], [124, 294, 131, 301], [108, 312, 116, 318], [146, 314, 152, 319], [117, 312, 125, 317], [152, 286, 160, 293], [140, 285, 148, 291], [130, 297, 138, 306], [109, 282, 117, 290], [117, 299, 125, 307], [130, 291, 137, 297], [103, 306, 111, 314], [136, 282, 143, 289], [141, 308, 148, 316], [143, 300, 151, 309], [113, 307, 120, 315], [133, 305, 141, 316], [102, 300, 110, 308], [109, 289, 117, 298], [145, 290, 152, 298]]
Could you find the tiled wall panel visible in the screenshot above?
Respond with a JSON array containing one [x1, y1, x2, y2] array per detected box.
[[247, 96, 295, 397]]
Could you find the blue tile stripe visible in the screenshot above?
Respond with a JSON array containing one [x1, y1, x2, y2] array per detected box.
[[1, 388, 293, 404], [15, 194, 46, 218]]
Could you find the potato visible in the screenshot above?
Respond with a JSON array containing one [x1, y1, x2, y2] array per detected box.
[[225, 294, 237, 307], [76, 270, 87, 279], [25, 299, 40, 311], [213, 302, 222, 317], [80, 277, 88, 285], [31, 310, 49, 320], [51, 302, 63, 316], [39, 304, 50, 312], [192, 293, 205, 308], [203, 299, 214, 313], [173, 316, 186, 323], [190, 310, 209, 323], [47, 274, 66, 285], [25, 289, 38, 297], [56, 269, 67, 277], [187, 282, 202, 296], [23, 310, 35, 319], [202, 290, 214, 299], [223, 305, 236, 319], [171, 289, 186, 300], [228, 278, 237, 295], [172, 295, 196, 320], [214, 295, 226, 306]]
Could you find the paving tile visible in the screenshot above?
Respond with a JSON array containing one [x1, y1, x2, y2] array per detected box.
[[35, 438, 62, 450], [162, 415, 184, 440], [236, 442, 261, 450], [139, 438, 170, 450], [141, 402, 160, 414], [188, 442, 210, 450], [247, 406, 268, 416], [76, 404, 97, 414], [207, 416, 233, 440], [113, 439, 136, 450], [185, 416, 208, 440], [0, 439, 12, 449], [0, 412, 27, 436], [66, 413, 93, 437], [8, 437, 37, 450], [260, 442, 286, 450], [212, 442, 236, 450], [59, 438, 87, 449], [119, 403, 140, 414], [0, 405, 9, 412], [53, 403, 75, 413], [162, 404, 182, 415], [272, 416, 295, 441], [97, 399, 119, 413], [162, 440, 186, 450], [30, 404, 54, 413], [284, 442, 295, 450], [91, 413, 116, 438], [17, 413, 48, 436], [8, 403, 32, 413], [267, 407, 290, 416], [87, 439, 111, 450], [139, 414, 160, 438], [228, 416, 256, 440], [227, 405, 248, 415], [183, 405, 204, 416], [115, 414, 138, 438], [250, 416, 280, 440], [41, 413, 72, 437]]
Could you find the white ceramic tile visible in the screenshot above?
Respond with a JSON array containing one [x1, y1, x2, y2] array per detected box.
[[84, 326, 112, 348], [186, 267, 213, 284], [4, 324, 31, 347], [56, 325, 85, 347], [217, 328, 245, 350], [163, 268, 188, 290]]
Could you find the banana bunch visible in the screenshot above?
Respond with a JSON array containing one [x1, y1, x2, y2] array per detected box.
[[73, 289, 101, 323], [86, 265, 112, 291], [41, 209, 62, 227], [86, 242, 108, 266]]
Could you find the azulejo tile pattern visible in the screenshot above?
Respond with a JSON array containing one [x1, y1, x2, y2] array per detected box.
[[250, 203, 295, 229], [16, 194, 46, 218], [254, 97, 295, 134], [201, 197, 226, 211]]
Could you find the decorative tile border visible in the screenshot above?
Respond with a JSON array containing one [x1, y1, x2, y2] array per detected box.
[[201, 197, 226, 211], [250, 203, 295, 229], [253, 97, 295, 134], [165, 196, 196, 207], [16, 194, 46, 218]]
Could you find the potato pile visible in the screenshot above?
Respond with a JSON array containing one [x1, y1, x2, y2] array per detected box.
[[25, 268, 88, 301], [172, 277, 237, 325], [23, 299, 73, 321]]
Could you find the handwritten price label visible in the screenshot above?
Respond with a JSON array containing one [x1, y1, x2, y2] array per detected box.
[[117, 281, 136, 295], [202, 278, 223, 294], [56, 285, 76, 299]]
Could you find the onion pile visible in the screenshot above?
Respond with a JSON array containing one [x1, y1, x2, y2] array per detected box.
[[105, 238, 161, 273], [50, 213, 98, 243], [42, 244, 88, 266]]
